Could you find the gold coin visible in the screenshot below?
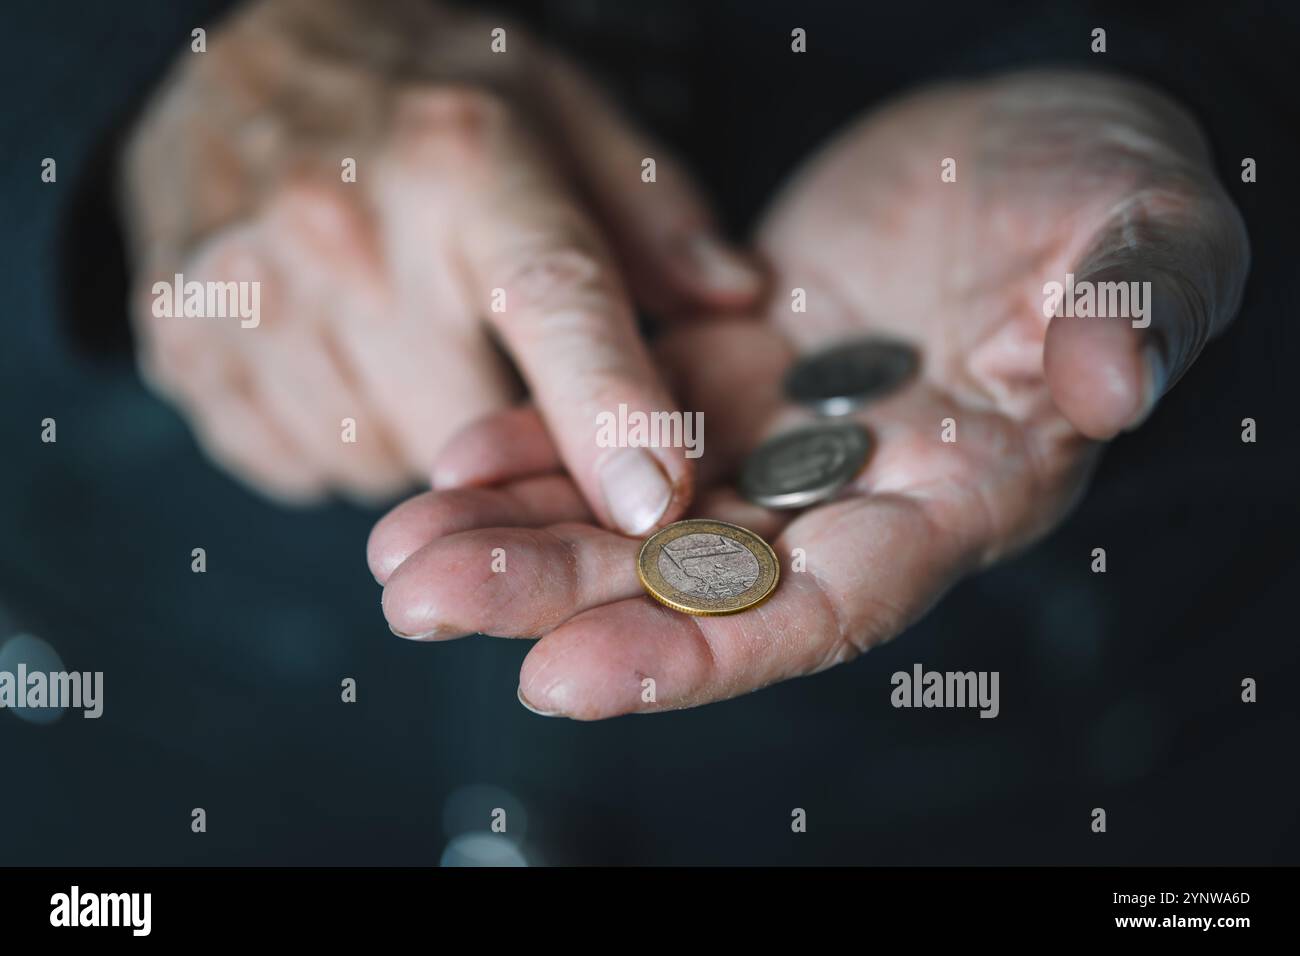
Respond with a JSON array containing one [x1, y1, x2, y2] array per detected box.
[[637, 519, 780, 616]]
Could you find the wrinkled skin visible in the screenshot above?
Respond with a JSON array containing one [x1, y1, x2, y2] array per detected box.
[[122, 0, 759, 522], [370, 72, 1250, 719]]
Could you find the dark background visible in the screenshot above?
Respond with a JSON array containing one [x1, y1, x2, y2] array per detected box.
[[1, 0, 1296, 865]]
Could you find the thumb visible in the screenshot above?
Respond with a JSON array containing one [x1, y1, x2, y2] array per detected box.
[[537, 53, 763, 313], [1044, 189, 1250, 440]]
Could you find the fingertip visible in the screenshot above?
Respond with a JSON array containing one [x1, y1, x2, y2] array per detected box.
[[658, 447, 698, 528], [671, 234, 765, 306], [381, 524, 631, 641], [255, 479, 331, 510], [516, 685, 564, 718], [429, 455, 480, 491], [380, 548, 467, 641], [366, 493, 434, 584], [366, 488, 482, 585], [1044, 313, 1152, 440], [517, 600, 714, 720], [596, 445, 695, 536], [596, 447, 671, 535], [516, 611, 644, 720]]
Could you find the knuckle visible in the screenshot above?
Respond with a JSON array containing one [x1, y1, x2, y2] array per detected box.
[[390, 85, 510, 164], [425, 86, 510, 123], [493, 245, 615, 318], [554, 359, 631, 412]]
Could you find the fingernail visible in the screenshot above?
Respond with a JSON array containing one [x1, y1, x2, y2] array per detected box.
[[599, 447, 671, 535], [517, 686, 563, 718], [387, 621, 455, 641], [430, 462, 468, 491], [684, 235, 762, 295], [1127, 343, 1168, 432]]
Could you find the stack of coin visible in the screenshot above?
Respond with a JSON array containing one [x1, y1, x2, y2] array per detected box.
[[738, 337, 920, 511]]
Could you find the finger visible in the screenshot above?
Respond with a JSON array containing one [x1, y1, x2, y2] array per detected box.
[[243, 332, 410, 503], [240, 194, 413, 501], [263, 179, 516, 477], [130, 222, 272, 402], [381, 522, 639, 640], [367, 474, 591, 585], [343, 318, 517, 477], [516, 492, 970, 720], [428, 321, 790, 502], [452, 94, 695, 536], [431, 406, 561, 489], [433, 319, 796, 494], [378, 481, 789, 645], [131, 229, 330, 504], [1044, 185, 1250, 440], [430, 410, 789, 537], [186, 364, 328, 506], [537, 53, 762, 312]]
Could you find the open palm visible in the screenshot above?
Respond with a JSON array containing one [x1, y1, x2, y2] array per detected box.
[[369, 72, 1248, 718]]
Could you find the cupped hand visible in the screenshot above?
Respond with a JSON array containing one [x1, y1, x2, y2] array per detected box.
[[122, 0, 759, 517], [369, 71, 1249, 718]]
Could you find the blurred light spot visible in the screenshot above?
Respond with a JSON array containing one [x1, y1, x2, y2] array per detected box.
[[440, 834, 528, 867], [0, 633, 67, 725], [442, 783, 527, 840]]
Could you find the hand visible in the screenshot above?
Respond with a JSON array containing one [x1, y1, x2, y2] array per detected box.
[[122, 0, 760, 516], [368, 71, 1249, 717]]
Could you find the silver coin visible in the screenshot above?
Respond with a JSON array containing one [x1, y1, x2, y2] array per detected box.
[[740, 422, 872, 510], [784, 338, 919, 416], [656, 532, 761, 598]]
